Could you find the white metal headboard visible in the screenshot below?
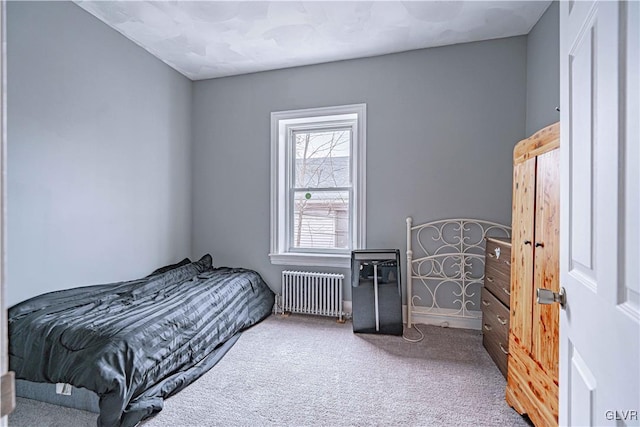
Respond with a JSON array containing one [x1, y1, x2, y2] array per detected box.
[[405, 217, 511, 330]]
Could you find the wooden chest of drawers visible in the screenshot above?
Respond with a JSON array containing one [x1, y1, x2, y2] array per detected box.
[[482, 237, 512, 378]]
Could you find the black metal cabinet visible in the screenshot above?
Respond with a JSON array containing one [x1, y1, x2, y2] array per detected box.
[[351, 249, 403, 335]]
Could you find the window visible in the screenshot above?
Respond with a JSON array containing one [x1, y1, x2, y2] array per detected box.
[[270, 104, 366, 268]]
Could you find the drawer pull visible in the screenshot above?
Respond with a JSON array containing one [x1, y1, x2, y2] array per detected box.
[[483, 324, 492, 331], [486, 276, 494, 283], [504, 260, 511, 266], [488, 253, 495, 258], [496, 315, 507, 325], [524, 240, 532, 245], [482, 299, 490, 306], [499, 343, 509, 355], [502, 287, 511, 296]]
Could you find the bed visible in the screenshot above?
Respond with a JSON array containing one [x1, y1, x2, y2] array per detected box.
[[8, 254, 275, 427], [405, 218, 511, 330]]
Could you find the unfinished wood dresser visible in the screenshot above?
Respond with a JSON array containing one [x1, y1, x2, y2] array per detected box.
[[481, 237, 512, 378], [506, 122, 560, 427]]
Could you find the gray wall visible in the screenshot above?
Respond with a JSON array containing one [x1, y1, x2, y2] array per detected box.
[[525, 2, 560, 136], [191, 37, 527, 298], [7, 2, 192, 305]]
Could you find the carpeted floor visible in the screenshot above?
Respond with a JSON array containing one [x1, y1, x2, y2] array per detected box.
[[9, 315, 531, 426]]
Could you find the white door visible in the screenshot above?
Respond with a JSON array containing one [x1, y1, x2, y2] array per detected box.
[[560, 1, 639, 425]]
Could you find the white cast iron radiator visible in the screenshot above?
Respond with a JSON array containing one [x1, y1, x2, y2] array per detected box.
[[278, 271, 344, 321]]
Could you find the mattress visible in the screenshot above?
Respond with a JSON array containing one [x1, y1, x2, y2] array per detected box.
[[9, 255, 274, 426]]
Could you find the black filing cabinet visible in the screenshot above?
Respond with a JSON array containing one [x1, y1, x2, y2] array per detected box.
[[351, 249, 403, 335]]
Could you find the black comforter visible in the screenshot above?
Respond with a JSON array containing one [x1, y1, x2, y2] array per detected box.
[[8, 255, 274, 427]]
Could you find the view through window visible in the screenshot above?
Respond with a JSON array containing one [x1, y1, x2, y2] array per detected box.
[[270, 104, 366, 267], [292, 129, 351, 250]]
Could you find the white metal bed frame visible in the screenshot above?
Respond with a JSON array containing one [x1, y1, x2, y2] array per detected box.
[[405, 217, 511, 330]]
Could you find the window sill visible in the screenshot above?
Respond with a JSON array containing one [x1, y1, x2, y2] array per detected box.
[[269, 252, 351, 268]]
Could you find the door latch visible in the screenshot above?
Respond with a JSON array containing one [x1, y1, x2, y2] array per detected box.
[[536, 287, 566, 308]]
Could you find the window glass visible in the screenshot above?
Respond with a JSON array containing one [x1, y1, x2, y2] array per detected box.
[[269, 104, 366, 267]]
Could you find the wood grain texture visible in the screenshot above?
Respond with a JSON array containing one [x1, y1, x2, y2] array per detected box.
[[484, 265, 511, 307], [482, 287, 510, 341], [533, 149, 560, 379], [482, 237, 512, 378], [510, 158, 536, 351], [507, 122, 560, 427], [486, 236, 513, 247], [486, 239, 513, 275], [506, 382, 527, 415], [485, 239, 512, 307], [513, 122, 560, 164], [507, 344, 558, 427], [482, 287, 510, 378]]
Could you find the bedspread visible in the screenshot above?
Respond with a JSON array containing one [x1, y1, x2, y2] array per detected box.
[[9, 256, 274, 427]]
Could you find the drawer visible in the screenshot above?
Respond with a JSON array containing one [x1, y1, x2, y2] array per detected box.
[[481, 287, 510, 341], [484, 266, 511, 307], [486, 238, 512, 261], [484, 328, 509, 378], [481, 288, 510, 378], [486, 252, 512, 278], [485, 255, 511, 279], [486, 239, 512, 275], [484, 239, 511, 307]]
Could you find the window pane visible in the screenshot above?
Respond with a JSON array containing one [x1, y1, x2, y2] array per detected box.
[[292, 190, 349, 249], [294, 130, 350, 189]]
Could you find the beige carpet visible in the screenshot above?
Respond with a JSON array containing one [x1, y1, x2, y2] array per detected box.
[[9, 315, 530, 426]]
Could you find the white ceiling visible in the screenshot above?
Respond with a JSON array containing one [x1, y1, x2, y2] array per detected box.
[[75, 1, 551, 81]]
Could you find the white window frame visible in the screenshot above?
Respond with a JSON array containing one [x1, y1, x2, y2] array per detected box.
[[270, 104, 366, 268]]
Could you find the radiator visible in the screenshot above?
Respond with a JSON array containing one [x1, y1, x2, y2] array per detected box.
[[279, 271, 344, 321]]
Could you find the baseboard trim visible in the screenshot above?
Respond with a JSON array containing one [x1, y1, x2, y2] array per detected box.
[[341, 302, 480, 330], [342, 300, 352, 315], [403, 305, 482, 330]]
